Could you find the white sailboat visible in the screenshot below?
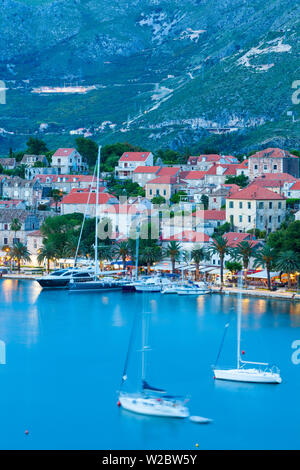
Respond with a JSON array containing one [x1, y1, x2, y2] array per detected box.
[[118, 296, 190, 418], [213, 272, 282, 384]]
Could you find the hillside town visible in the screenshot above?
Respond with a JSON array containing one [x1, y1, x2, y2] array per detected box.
[[1, 144, 300, 290]]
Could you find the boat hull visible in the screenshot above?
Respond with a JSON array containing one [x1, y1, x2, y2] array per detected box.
[[69, 281, 122, 293], [135, 286, 161, 292], [213, 368, 282, 384], [119, 395, 189, 418], [36, 278, 71, 289]]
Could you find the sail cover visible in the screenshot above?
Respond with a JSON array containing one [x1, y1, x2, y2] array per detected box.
[[142, 380, 166, 394]]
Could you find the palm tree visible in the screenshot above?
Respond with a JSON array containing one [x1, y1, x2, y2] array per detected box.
[[10, 218, 21, 244], [164, 241, 181, 273], [11, 242, 31, 272], [253, 245, 276, 290], [234, 240, 258, 286], [275, 250, 300, 290], [208, 235, 231, 285], [191, 246, 207, 280], [141, 245, 162, 274], [97, 245, 114, 271], [51, 189, 63, 213], [115, 241, 131, 270], [37, 242, 56, 272]]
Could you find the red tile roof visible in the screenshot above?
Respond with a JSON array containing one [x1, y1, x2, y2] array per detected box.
[[157, 167, 180, 176], [227, 184, 286, 200], [222, 184, 240, 194], [193, 210, 226, 220], [146, 176, 178, 185], [182, 171, 206, 180], [133, 166, 160, 174], [119, 152, 151, 162], [289, 181, 300, 191], [249, 148, 298, 159], [223, 232, 258, 247], [53, 148, 77, 157], [0, 199, 23, 208], [254, 172, 297, 181], [61, 188, 115, 205], [163, 230, 210, 243], [27, 230, 42, 237]]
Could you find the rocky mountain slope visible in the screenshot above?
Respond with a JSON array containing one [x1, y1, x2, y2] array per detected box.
[[0, 0, 299, 153]]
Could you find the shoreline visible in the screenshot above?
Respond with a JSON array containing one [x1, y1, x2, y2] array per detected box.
[[2, 274, 300, 301], [211, 286, 300, 301]]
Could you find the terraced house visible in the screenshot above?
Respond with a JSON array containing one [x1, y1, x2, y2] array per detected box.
[[225, 184, 286, 233], [114, 152, 154, 180], [248, 148, 299, 179]]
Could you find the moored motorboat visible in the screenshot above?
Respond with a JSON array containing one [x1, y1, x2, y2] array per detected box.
[[36, 268, 94, 289]]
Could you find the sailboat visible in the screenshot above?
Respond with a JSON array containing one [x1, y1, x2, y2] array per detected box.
[[118, 295, 190, 418], [213, 271, 282, 384], [69, 146, 122, 293]]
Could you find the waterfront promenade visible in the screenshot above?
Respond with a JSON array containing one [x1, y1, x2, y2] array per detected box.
[[2, 273, 300, 301]]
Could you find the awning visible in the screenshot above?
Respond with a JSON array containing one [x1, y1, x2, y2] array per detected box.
[[247, 270, 280, 279]]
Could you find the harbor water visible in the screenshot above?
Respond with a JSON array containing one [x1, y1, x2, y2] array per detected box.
[[0, 279, 299, 449]]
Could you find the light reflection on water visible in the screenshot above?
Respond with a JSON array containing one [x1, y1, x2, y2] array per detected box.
[[0, 279, 300, 450]]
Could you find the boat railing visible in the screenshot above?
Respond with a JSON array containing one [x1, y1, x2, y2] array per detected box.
[[240, 360, 280, 374]]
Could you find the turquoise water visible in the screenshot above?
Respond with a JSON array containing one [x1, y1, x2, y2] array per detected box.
[[0, 279, 300, 450]]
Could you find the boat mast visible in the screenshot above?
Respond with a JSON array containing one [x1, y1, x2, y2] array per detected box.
[[237, 270, 242, 369], [94, 146, 101, 280], [135, 223, 140, 281]]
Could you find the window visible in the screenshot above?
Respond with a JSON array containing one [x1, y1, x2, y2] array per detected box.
[[3, 237, 8, 245], [156, 189, 159, 196], [273, 165, 277, 170], [230, 215, 234, 225], [239, 202, 243, 209], [239, 215, 243, 222], [4, 224, 8, 230], [149, 189, 152, 195], [269, 216, 272, 223], [264, 165, 268, 170], [248, 202, 251, 209], [278, 216, 281, 223], [254, 164, 258, 170], [269, 202, 272, 209], [248, 216, 251, 222], [163, 190, 166, 196], [229, 201, 234, 208], [259, 202, 264, 209], [278, 202, 282, 209]]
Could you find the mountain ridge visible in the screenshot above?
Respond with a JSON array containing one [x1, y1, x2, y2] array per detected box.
[[0, 0, 299, 154]]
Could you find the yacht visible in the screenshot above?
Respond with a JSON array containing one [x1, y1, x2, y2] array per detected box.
[[36, 268, 93, 289], [176, 284, 210, 295]]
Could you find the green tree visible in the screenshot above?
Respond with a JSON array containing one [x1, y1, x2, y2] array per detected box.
[[225, 260, 243, 275], [10, 218, 22, 243], [191, 246, 207, 280], [115, 241, 131, 269], [215, 221, 231, 235], [253, 245, 276, 290], [209, 235, 232, 285], [141, 245, 162, 274], [75, 137, 98, 167], [170, 191, 187, 204], [164, 241, 181, 273], [37, 242, 56, 272], [26, 137, 48, 155], [51, 189, 63, 213], [225, 174, 249, 188], [200, 194, 209, 210], [275, 250, 300, 290], [151, 195, 166, 205], [234, 240, 258, 286], [11, 242, 31, 272]]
